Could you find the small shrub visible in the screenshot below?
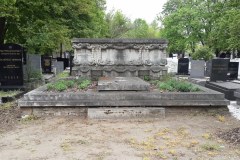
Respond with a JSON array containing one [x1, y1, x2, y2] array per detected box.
[[78, 80, 91, 89], [56, 72, 69, 79], [55, 83, 67, 92], [201, 143, 220, 151], [28, 70, 42, 80], [144, 75, 150, 81], [158, 78, 200, 92], [65, 80, 75, 88]]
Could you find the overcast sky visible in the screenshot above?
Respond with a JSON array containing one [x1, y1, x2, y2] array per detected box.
[[106, 0, 168, 23]]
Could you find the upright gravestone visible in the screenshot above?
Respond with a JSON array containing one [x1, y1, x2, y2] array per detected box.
[[228, 62, 239, 80], [53, 61, 64, 74], [57, 57, 69, 69], [0, 44, 24, 86], [177, 58, 189, 75], [41, 56, 52, 73], [210, 58, 230, 81], [190, 60, 205, 78], [205, 60, 212, 77]]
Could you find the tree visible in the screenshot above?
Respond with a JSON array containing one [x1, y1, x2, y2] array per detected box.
[[106, 10, 131, 38], [0, 0, 108, 54]]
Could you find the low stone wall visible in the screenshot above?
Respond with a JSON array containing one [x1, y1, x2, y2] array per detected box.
[[72, 38, 168, 80]]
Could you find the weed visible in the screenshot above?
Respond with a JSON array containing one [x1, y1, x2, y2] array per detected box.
[[0, 102, 15, 110], [201, 143, 220, 151], [0, 90, 21, 97], [21, 115, 38, 122], [144, 75, 150, 81], [216, 115, 225, 122], [56, 72, 69, 79], [78, 79, 91, 90]]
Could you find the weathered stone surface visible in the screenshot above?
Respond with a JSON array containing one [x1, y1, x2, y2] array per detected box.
[[205, 81, 240, 100], [71, 38, 168, 79], [18, 83, 229, 108], [190, 60, 205, 78], [97, 77, 150, 91], [88, 107, 165, 119]]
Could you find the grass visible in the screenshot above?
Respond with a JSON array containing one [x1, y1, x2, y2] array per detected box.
[[47, 78, 91, 92], [0, 90, 22, 97], [0, 102, 15, 110], [56, 71, 69, 79], [201, 143, 221, 151]]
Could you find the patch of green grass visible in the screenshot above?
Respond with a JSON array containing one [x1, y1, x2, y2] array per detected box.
[[56, 72, 69, 79], [0, 102, 15, 110], [158, 79, 201, 92], [47, 78, 91, 92], [78, 79, 91, 90], [28, 70, 42, 80], [201, 143, 221, 151], [0, 90, 21, 97], [144, 75, 150, 81]]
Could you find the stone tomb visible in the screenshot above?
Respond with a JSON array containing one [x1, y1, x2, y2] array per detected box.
[[0, 43, 24, 86], [205, 81, 240, 100], [210, 58, 229, 82], [72, 38, 168, 80], [190, 60, 205, 78], [228, 62, 239, 80], [177, 58, 189, 75], [97, 77, 150, 91]]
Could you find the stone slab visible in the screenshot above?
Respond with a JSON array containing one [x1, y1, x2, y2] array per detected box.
[[210, 59, 229, 81], [88, 107, 165, 119], [18, 82, 229, 108], [97, 77, 150, 91], [205, 81, 240, 100]]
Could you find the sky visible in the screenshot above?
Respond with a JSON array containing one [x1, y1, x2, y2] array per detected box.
[[106, 0, 168, 24]]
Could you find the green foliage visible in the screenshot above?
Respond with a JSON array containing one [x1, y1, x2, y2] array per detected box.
[[47, 78, 91, 92], [78, 80, 91, 90], [56, 72, 69, 79], [158, 79, 200, 92], [160, 0, 240, 55], [28, 70, 42, 80], [0, 90, 21, 97], [1, 0, 108, 52], [192, 46, 214, 61], [144, 75, 150, 81]]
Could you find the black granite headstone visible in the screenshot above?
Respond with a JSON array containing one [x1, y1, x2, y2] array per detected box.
[[210, 59, 229, 81], [228, 62, 239, 80], [41, 56, 52, 73], [0, 44, 24, 86], [177, 58, 189, 75]]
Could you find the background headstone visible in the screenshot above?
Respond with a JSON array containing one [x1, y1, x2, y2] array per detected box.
[[177, 58, 189, 75], [0, 43, 24, 86], [57, 57, 69, 69], [210, 58, 230, 81], [53, 61, 64, 74], [41, 56, 52, 73], [166, 58, 178, 73], [228, 62, 239, 80], [205, 60, 212, 77], [190, 60, 205, 78]]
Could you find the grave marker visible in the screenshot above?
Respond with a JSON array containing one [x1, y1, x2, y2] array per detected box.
[[210, 59, 229, 81], [177, 58, 189, 75], [0, 44, 23, 86]]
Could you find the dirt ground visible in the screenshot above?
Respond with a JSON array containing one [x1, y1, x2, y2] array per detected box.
[[0, 105, 240, 160]]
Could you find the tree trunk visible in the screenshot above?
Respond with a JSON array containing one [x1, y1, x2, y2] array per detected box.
[[0, 17, 6, 45]]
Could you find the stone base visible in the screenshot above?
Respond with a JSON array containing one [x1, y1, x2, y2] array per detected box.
[[88, 107, 165, 119], [97, 77, 150, 91], [205, 81, 240, 100], [21, 107, 87, 117]]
